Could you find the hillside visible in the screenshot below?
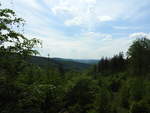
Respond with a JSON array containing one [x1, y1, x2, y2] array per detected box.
[[52, 58, 99, 64], [29, 56, 92, 71]]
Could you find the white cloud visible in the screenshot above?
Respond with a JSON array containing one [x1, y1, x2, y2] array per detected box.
[[98, 16, 113, 22], [83, 32, 112, 39], [49, 0, 149, 28], [39, 36, 130, 59], [38, 32, 150, 59], [129, 32, 150, 39], [81, 0, 96, 3], [15, 0, 43, 11], [65, 17, 83, 26], [52, 5, 74, 15], [25, 29, 116, 59], [30, 30, 133, 59], [113, 26, 141, 30]]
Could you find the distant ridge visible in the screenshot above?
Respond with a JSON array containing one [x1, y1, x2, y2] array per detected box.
[[52, 57, 99, 64], [29, 56, 95, 71]]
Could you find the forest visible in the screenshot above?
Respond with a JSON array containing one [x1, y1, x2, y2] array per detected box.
[[0, 5, 150, 113]]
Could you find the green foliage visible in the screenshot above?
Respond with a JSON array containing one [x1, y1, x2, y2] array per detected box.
[[0, 8, 40, 56], [127, 38, 150, 75], [0, 6, 41, 81], [65, 77, 99, 113], [96, 52, 126, 75], [94, 87, 111, 113], [129, 79, 145, 101], [130, 100, 150, 113]]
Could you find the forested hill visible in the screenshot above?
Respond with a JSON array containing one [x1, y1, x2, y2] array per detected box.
[[29, 56, 93, 71], [53, 58, 99, 64]]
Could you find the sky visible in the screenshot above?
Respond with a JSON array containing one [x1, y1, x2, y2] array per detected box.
[[1, 0, 150, 59]]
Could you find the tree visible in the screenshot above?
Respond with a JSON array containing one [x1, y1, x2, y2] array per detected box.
[[127, 37, 150, 75], [97, 52, 126, 75], [0, 6, 41, 113], [65, 78, 99, 113], [130, 100, 150, 113], [94, 87, 111, 113], [0, 8, 40, 56], [0, 7, 41, 79]]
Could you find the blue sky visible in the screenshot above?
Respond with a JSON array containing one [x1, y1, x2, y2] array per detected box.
[[1, 0, 150, 59]]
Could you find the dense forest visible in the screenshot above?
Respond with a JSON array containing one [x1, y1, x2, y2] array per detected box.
[[0, 6, 150, 113]]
